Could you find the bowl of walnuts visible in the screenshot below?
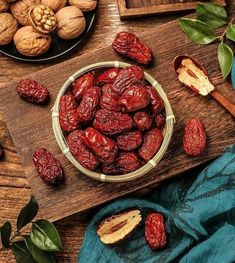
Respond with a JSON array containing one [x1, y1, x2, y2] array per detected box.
[[0, 0, 97, 62], [52, 61, 175, 182]]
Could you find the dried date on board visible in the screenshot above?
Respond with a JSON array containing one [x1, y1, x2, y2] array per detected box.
[[112, 32, 153, 65], [183, 118, 206, 156], [33, 148, 64, 185], [16, 79, 49, 104]]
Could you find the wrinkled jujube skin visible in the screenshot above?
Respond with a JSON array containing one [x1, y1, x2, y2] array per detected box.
[[118, 85, 150, 112], [155, 113, 166, 130], [67, 130, 98, 170], [112, 32, 153, 65], [183, 118, 206, 156], [134, 111, 153, 131], [33, 148, 64, 185], [83, 127, 117, 164], [59, 94, 79, 132], [97, 68, 120, 85], [147, 86, 164, 115], [145, 212, 167, 250], [102, 152, 140, 175], [77, 86, 101, 123], [112, 65, 144, 95], [138, 128, 163, 161], [0, 143, 4, 160], [93, 109, 133, 135], [100, 84, 121, 111], [117, 131, 143, 151], [16, 79, 49, 104], [73, 72, 95, 101]]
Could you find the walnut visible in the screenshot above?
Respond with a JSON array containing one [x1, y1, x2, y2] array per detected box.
[[56, 6, 86, 40], [10, 0, 40, 25], [14, 26, 51, 56], [0, 13, 18, 45], [0, 0, 9, 12], [41, 0, 67, 12], [69, 0, 97, 12], [29, 4, 57, 34]]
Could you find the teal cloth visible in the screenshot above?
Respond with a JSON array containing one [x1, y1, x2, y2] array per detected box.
[[78, 145, 235, 263]]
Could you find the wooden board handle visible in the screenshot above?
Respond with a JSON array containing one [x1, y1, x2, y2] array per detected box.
[[210, 90, 235, 118]]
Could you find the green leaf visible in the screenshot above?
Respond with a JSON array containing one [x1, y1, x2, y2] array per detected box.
[[196, 2, 227, 29], [30, 220, 62, 252], [12, 241, 37, 263], [0, 222, 12, 248], [218, 42, 234, 79], [24, 236, 56, 263], [17, 196, 39, 231], [179, 18, 217, 45], [226, 24, 235, 42]]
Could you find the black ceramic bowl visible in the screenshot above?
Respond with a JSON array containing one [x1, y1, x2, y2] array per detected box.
[[0, 10, 96, 62]]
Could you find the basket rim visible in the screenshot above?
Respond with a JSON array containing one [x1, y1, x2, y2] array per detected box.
[[52, 61, 175, 183]]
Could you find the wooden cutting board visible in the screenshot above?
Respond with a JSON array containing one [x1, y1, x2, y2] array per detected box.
[[0, 17, 234, 222], [117, 0, 226, 18]]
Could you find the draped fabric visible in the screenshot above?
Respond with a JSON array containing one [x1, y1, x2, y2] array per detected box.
[[78, 145, 235, 263]]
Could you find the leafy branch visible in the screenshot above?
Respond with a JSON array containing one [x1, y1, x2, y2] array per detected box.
[[0, 196, 61, 263], [179, 2, 235, 84]]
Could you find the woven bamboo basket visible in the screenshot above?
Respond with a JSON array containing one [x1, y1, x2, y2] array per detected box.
[[52, 61, 175, 183]]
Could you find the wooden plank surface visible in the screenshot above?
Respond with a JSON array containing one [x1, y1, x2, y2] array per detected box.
[[117, 0, 226, 18], [1, 13, 235, 224], [0, 1, 234, 262]]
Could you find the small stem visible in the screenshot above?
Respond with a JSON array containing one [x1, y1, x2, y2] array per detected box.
[[220, 18, 234, 42], [9, 231, 22, 242]]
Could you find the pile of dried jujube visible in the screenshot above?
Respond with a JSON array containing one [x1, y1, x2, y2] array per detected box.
[[0, 0, 97, 56], [60, 65, 166, 175]]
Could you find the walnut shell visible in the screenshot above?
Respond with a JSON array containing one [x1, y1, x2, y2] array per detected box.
[[10, 0, 40, 25], [29, 4, 57, 34], [41, 0, 67, 12], [56, 6, 86, 40], [0, 0, 9, 12], [69, 0, 97, 12], [0, 13, 18, 45], [14, 26, 51, 56]]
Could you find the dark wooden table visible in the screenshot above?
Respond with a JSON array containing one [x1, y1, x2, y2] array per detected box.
[[0, 1, 232, 262]]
